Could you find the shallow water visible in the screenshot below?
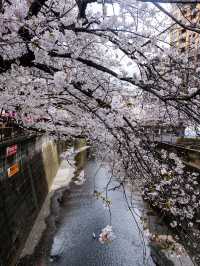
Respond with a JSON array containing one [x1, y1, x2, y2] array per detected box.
[[47, 160, 155, 266], [19, 155, 193, 266]]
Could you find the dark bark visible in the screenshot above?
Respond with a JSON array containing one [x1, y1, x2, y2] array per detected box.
[[27, 0, 48, 18], [0, 51, 35, 73], [49, 51, 119, 78], [18, 27, 33, 41], [32, 63, 59, 74], [75, 0, 97, 19]]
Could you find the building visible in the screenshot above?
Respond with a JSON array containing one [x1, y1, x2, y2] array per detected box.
[[170, 4, 200, 62]]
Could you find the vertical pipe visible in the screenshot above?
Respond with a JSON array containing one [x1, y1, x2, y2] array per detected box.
[[27, 143, 39, 211]]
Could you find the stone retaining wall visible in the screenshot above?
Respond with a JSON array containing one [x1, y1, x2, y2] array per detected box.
[[0, 135, 67, 266]]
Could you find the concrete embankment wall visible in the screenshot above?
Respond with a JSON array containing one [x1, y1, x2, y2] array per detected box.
[[0, 135, 67, 266], [158, 141, 200, 171], [42, 137, 60, 190], [74, 138, 88, 175]]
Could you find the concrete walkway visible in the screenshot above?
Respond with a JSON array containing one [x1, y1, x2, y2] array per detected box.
[[20, 149, 76, 259]]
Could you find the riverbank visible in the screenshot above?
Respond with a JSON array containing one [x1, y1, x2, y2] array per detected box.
[[18, 149, 75, 262], [143, 148, 200, 265]]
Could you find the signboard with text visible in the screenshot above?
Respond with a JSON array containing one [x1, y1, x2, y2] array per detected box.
[[6, 145, 17, 157], [7, 163, 19, 177]]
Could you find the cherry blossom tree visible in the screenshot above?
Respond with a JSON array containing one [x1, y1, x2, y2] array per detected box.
[[1, 0, 200, 263]]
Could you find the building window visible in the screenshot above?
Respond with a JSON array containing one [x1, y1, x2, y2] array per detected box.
[[180, 36, 186, 43], [197, 54, 200, 60], [181, 28, 186, 34], [180, 47, 186, 53]]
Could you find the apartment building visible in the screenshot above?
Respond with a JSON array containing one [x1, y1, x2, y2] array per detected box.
[[170, 4, 200, 61]]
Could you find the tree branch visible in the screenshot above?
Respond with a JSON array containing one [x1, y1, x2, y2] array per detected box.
[[27, 0, 49, 18], [75, 0, 97, 19], [154, 2, 200, 34]]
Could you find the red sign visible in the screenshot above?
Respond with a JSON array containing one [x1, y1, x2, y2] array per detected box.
[[6, 145, 17, 157]]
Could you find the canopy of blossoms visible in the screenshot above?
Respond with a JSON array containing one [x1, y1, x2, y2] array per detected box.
[[1, 1, 200, 262]]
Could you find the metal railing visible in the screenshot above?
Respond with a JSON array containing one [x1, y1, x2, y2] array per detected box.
[[0, 118, 26, 143]]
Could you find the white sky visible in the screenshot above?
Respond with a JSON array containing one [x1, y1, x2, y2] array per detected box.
[[87, 1, 173, 90]]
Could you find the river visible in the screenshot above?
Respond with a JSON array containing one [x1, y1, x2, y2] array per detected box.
[[18, 147, 193, 266]]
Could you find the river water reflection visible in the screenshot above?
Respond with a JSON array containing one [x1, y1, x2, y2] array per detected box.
[[19, 146, 194, 266], [50, 159, 193, 265]]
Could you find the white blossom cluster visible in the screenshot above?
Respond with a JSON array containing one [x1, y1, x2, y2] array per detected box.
[[143, 150, 200, 229], [99, 225, 115, 244]]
